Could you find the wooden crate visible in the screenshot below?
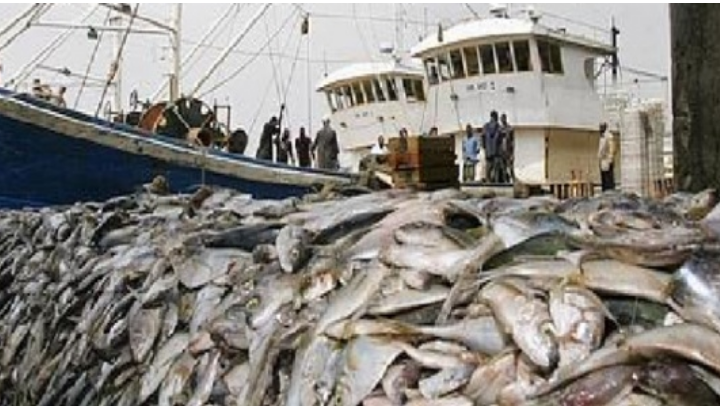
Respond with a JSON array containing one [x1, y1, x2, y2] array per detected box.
[[388, 136, 455, 155], [388, 152, 457, 170], [393, 166, 460, 185]]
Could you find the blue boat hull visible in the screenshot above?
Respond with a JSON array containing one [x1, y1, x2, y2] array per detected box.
[[0, 89, 351, 209]]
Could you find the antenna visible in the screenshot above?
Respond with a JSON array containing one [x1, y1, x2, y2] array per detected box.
[[611, 17, 620, 85]]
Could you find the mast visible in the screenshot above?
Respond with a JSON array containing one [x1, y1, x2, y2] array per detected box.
[[110, 13, 123, 113], [169, 4, 182, 101]]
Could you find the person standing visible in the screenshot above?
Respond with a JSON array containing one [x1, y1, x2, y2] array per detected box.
[[275, 128, 295, 165], [256, 116, 279, 161], [312, 116, 340, 170], [598, 122, 617, 192], [371, 135, 388, 156], [462, 124, 480, 182], [295, 127, 312, 168], [500, 113, 515, 184], [483, 111, 501, 183]]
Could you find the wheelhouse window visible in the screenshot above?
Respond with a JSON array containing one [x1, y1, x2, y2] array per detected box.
[[538, 39, 564, 74], [449, 49, 465, 79], [438, 55, 451, 81], [385, 76, 399, 101], [464, 46, 480, 77], [513, 40, 532, 72], [326, 91, 338, 112], [351, 82, 365, 105], [403, 78, 426, 102], [362, 80, 375, 103], [414, 80, 426, 102], [479, 44, 496, 74], [496, 42, 514, 73], [343, 85, 355, 107], [425, 59, 440, 85], [373, 79, 386, 102]]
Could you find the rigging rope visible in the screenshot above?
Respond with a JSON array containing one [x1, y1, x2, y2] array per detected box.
[[75, 8, 112, 109], [264, 12, 285, 108], [95, 3, 140, 117], [197, 8, 296, 99], [0, 4, 54, 55]]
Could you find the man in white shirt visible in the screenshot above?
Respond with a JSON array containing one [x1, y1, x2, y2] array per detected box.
[[598, 122, 617, 191], [370, 135, 388, 156]]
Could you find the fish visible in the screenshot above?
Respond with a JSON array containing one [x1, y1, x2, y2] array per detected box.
[[276, 224, 314, 273], [381, 361, 422, 405], [463, 352, 517, 405], [669, 249, 720, 332], [418, 364, 475, 399], [549, 284, 606, 367], [491, 211, 580, 249], [187, 350, 221, 406], [128, 305, 164, 363], [157, 353, 197, 406], [331, 336, 404, 406], [138, 333, 189, 404], [480, 280, 558, 369]]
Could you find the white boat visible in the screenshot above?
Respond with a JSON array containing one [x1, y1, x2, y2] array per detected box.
[[317, 5, 659, 189]]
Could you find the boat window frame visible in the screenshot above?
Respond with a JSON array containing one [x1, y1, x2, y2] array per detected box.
[[463, 46, 481, 77], [373, 78, 386, 102], [384, 75, 399, 101], [424, 58, 440, 86], [537, 38, 564, 75], [351, 82, 365, 106], [414, 79, 426, 102], [495, 41, 514, 74], [438, 54, 452, 81], [479, 43, 497, 75], [362, 80, 376, 104], [326, 90, 338, 112], [512, 40, 533, 72], [343, 85, 356, 107], [449, 48, 466, 79]]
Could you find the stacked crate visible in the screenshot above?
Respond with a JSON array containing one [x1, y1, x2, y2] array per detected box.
[[388, 136, 459, 191]]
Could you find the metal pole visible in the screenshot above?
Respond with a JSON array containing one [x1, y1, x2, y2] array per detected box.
[[169, 4, 182, 101], [150, 5, 237, 101], [189, 3, 272, 98], [111, 14, 123, 113]]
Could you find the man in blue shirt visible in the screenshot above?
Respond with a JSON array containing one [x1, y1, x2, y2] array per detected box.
[[483, 111, 501, 183], [463, 124, 480, 182]]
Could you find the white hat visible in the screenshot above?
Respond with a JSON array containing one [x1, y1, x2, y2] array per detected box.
[[322, 114, 331, 123]]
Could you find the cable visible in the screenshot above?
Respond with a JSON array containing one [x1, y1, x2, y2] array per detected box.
[[75, 8, 112, 109], [95, 3, 140, 117], [197, 8, 297, 98]]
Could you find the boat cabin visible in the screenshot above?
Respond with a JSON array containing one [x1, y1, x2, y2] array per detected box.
[[410, 8, 616, 185], [317, 61, 427, 171]]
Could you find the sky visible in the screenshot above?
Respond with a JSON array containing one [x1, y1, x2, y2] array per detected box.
[[0, 3, 670, 151]]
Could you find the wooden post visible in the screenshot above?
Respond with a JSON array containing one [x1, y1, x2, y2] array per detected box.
[[671, 4, 720, 192]]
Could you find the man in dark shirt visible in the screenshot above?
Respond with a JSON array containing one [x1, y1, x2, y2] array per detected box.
[[256, 116, 279, 161], [500, 113, 515, 183], [312, 117, 340, 170], [483, 111, 501, 183], [295, 127, 312, 168]]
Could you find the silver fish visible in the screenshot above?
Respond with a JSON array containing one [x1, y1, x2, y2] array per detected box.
[[331, 336, 404, 406], [138, 333, 189, 404], [418, 364, 475, 400], [481, 280, 558, 369], [128, 305, 164, 363], [276, 224, 314, 273], [157, 353, 197, 406], [187, 351, 221, 406]]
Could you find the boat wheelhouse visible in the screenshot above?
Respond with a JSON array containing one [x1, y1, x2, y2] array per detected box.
[[410, 7, 616, 185], [316, 60, 427, 171]]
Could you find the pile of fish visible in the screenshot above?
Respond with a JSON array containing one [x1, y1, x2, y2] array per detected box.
[[2, 182, 720, 406]]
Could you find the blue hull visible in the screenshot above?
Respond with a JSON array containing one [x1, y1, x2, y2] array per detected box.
[[0, 89, 351, 209]]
